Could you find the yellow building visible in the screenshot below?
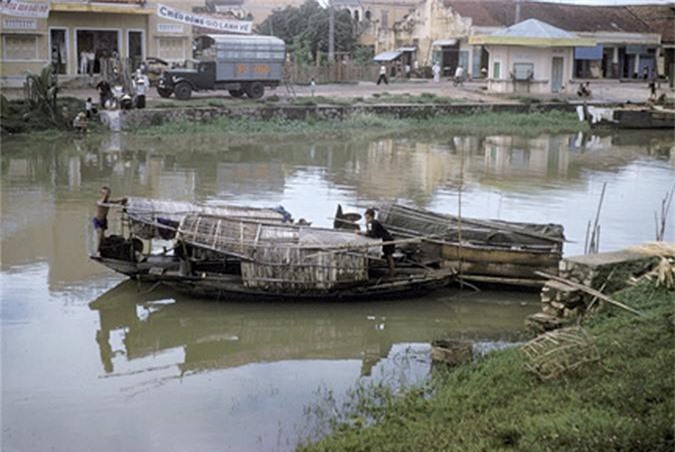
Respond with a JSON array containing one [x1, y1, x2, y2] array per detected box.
[[334, 0, 419, 54], [0, 0, 207, 87]]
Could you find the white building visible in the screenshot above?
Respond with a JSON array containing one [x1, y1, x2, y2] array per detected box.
[[470, 19, 596, 94]]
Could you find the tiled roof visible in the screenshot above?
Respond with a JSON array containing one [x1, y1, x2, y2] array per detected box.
[[626, 4, 675, 43], [443, 0, 653, 33]]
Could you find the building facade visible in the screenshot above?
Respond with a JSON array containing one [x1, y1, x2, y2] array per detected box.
[[366, 0, 667, 81], [0, 0, 207, 87]]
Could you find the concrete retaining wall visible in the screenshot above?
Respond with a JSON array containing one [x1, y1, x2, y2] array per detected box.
[[100, 102, 590, 132]]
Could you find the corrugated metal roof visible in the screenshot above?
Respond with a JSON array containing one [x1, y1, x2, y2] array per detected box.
[[373, 50, 403, 61], [432, 39, 458, 46], [469, 19, 596, 47], [492, 18, 575, 39]]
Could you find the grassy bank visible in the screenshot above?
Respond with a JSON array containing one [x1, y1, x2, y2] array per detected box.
[[131, 110, 588, 138], [298, 281, 674, 452]]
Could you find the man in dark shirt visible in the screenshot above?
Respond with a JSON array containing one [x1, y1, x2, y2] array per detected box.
[[96, 79, 112, 108], [364, 208, 395, 274]]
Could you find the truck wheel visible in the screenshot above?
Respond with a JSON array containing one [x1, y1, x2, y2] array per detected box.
[[245, 82, 264, 99], [229, 89, 244, 98], [174, 82, 192, 100], [157, 87, 173, 98]]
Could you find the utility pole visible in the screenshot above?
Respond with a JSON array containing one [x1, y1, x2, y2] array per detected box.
[[514, 0, 521, 24], [328, 0, 335, 62]]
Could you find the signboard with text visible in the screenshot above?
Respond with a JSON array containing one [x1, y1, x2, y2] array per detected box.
[[157, 4, 252, 34], [0, 0, 49, 18]]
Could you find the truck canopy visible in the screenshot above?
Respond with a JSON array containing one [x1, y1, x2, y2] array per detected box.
[[197, 34, 286, 83], [197, 34, 285, 62]]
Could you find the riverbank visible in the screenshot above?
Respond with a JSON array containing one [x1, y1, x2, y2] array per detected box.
[[298, 280, 674, 452], [127, 110, 589, 138]]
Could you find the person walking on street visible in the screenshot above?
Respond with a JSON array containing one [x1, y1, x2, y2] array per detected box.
[[433, 62, 441, 83], [377, 65, 389, 85], [453, 65, 465, 86]]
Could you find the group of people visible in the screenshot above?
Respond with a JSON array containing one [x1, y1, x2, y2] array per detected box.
[[377, 61, 467, 86], [79, 50, 97, 75], [95, 68, 149, 111]]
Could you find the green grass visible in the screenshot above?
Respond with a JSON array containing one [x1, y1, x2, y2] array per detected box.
[[298, 281, 675, 452], [131, 110, 588, 138]]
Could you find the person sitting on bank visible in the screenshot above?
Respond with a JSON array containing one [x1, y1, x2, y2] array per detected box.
[[577, 82, 591, 97], [73, 112, 88, 133], [93, 186, 127, 256], [364, 208, 395, 275]]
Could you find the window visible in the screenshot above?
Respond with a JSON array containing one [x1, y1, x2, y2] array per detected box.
[[157, 37, 185, 61], [512, 62, 534, 80], [492, 61, 501, 79], [381, 11, 388, 28], [3, 34, 38, 60], [365, 10, 371, 20]]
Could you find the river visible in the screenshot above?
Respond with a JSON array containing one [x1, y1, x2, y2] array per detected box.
[[1, 129, 673, 452]]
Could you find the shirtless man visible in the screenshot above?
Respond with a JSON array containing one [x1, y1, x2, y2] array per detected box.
[[93, 186, 126, 255]]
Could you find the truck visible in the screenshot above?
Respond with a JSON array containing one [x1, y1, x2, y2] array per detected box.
[[156, 34, 286, 100]]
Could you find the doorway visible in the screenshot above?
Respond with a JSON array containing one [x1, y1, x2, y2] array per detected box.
[[551, 57, 563, 93], [76, 29, 119, 74], [128, 30, 143, 71], [441, 44, 459, 77], [50, 28, 67, 74]]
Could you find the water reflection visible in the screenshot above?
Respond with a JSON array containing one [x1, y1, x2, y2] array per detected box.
[[2, 129, 673, 452], [2, 130, 672, 281], [90, 281, 535, 379]]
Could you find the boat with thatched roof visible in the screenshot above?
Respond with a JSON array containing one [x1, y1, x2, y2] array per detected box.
[[91, 200, 455, 300], [373, 203, 565, 287]]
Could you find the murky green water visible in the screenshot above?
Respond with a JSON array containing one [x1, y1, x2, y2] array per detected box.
[[2, 129, 673, 452]]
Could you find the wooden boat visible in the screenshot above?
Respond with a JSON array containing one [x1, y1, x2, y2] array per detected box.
[[92, 208, 455, 301], [375, 204, 564, 287]]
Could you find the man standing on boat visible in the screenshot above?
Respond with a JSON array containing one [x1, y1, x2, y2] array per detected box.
[[364, 208, 395, 275], [93, 186, 127, 256]]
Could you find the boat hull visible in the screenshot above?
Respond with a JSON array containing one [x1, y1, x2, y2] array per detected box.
[[91, 256, 455, 301], [167, 271, 454, 301]]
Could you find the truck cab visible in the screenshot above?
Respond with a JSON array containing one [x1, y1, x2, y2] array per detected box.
[[156, 34, 285, 100], [157, 60, 215, 100]]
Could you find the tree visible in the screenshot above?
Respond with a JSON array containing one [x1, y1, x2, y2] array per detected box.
[[258, 0, 357, 65]]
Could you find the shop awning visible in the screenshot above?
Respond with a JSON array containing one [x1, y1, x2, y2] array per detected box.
[[373, 50, 403, 62], [574, 44, 604, 60], [432, 39, 458, 47]]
